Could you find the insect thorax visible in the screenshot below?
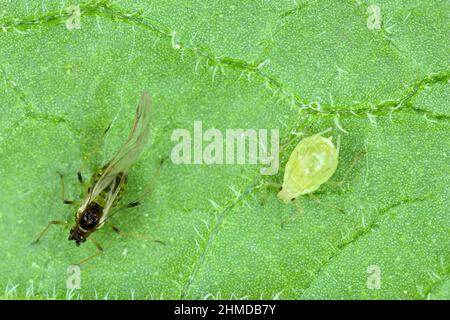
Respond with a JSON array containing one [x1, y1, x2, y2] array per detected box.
[[79, 202, 103, 230], [69, 170, 127, 245], [69, 202, 104, 245]]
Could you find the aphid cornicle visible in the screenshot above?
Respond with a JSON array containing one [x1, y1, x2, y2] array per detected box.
[[277, 133, 338, 203], [33, 91, 152, 261]]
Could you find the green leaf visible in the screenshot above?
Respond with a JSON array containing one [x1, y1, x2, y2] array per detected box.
[[0, 0, 448, 299]]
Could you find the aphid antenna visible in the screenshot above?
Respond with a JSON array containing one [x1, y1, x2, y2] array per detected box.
[[317, 127, 332, 136], [278, 136, 296, 153], [336, 134, 341, 155]]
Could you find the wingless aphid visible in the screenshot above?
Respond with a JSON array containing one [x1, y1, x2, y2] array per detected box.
[[33, 91, 153, 263], [277, 132, 339, 203]]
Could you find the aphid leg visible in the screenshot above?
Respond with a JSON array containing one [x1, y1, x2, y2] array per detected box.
[[117, 156, 168, 210], [110, 224, 166, 245], [75, 238, 103, 265], [31, 220, 67, 244], [124, 201, 141, 208], [159, 155, 169, 165], [57, 171, 75, 204], [280, 204, 304, 229], [259, 180, 283, 205], [116, 198, 142, 211], [77, 171, 84, 185], [335, 150, 367, 189], [308, 193, 345, 214], [264, 180, 282, 190], [103, 121, 112, 134]]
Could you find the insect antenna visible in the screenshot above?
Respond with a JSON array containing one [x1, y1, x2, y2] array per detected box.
[[80, 121, 113, 174]]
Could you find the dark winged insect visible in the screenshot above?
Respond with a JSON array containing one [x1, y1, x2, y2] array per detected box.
[[32, 91, 155, 264]]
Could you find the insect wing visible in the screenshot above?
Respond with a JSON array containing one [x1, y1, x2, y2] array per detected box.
[[103, 91, 152, 177], [79, 91, 152, 220]]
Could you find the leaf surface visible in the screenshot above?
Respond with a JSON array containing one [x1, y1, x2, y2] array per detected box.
[[0, 0, 449, 299]]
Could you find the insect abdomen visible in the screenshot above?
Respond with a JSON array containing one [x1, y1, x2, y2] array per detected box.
[[278, 134, 338, 203]]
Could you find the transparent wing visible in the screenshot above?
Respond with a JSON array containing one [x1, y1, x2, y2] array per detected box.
[[103, 91, 152, 176], [78, 91, 152, 219]]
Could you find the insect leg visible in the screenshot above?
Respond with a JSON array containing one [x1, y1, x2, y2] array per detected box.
[[77, 171, 84, 185], [110, 224, 165, 245], [335, 150, 367, 188], [280, 204, 304, 229], [75, 238, 103, 265], [264, 180, 282, 190], [31, 220, 67, 244], [123, 201, 141, 208], [57, 171, 75, 204], [308, 193, 345, 214], [117, 156, 168, 210]]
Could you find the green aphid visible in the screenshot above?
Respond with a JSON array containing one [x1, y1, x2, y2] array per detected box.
[[278, 133, 339, 203]]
